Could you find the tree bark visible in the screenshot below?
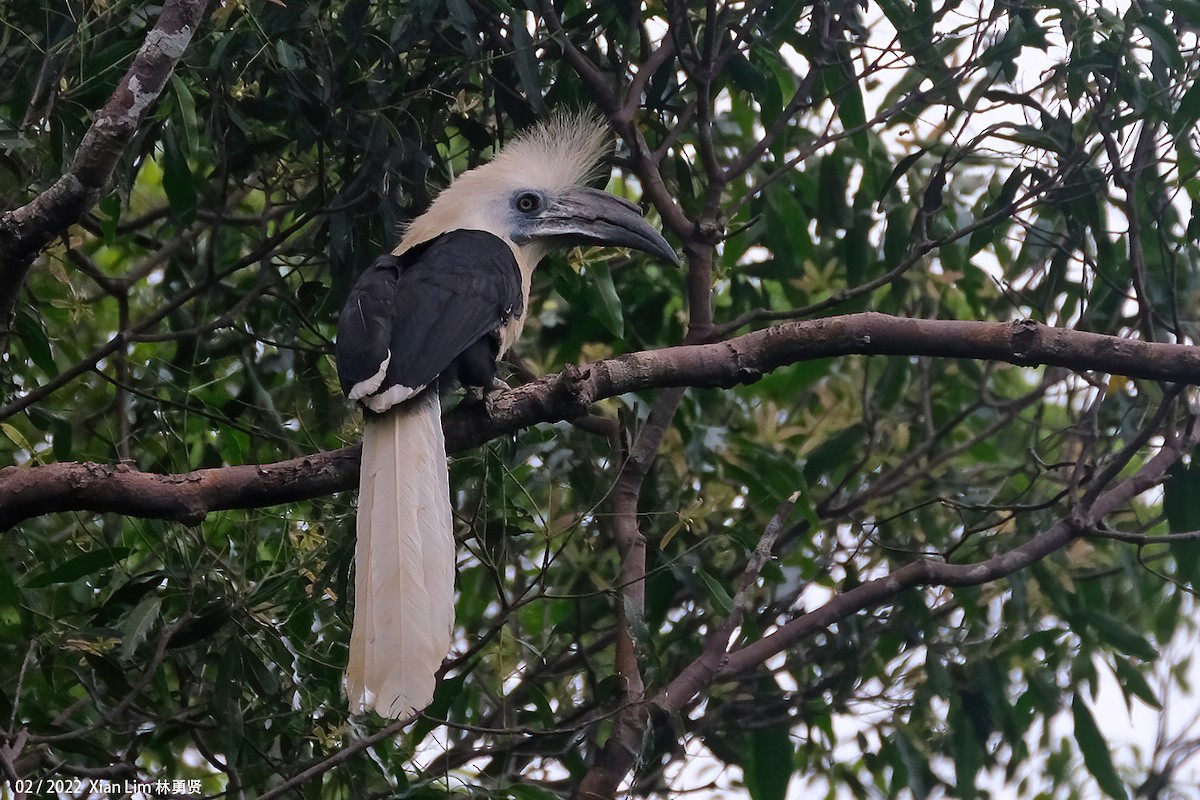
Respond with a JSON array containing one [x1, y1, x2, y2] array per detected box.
[[2, 313, 1199, 530], [0, 0, 209, 325]]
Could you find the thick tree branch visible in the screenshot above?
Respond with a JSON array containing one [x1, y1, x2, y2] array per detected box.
[[0, 450, 360, 530], [0, 0, 209, 324], [574, 387, 685, 800], [3, 313, 1200, 530]]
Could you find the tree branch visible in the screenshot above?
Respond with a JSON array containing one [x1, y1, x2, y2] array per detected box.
[[660, 496, 796, 710], [574, 387, 685, 800], [257, 716, 414, 800], [0, 0, 210, 325], [713, 418, 1197, 681], [3, 313, 1200, 530], [0, 217, 311, 423]]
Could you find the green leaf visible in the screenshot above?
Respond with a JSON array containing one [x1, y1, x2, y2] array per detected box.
[[949, 694, 983, 799], [992, 123, 1070, 154], [1164, 462, 1200, 529], [161, 131, 196, 223], [507, 787, 564, 800], [83, 652, 134, 698], [25, 548, 131, 588], [743, 724, 795, 800], [0, 567, 23, 612], [1072, 693, 1130, 800], [877, 149, 926, 206], [242, 646, 280, 697], [445, 0, 480, 55], [1160, 0, 1200, 27], [169, 73, 199, 157], [411, 672, 467, 743], [509, 18, 546, 114], [829, 51, 868, 154], [167, 600, 232, 648], [969, 167, 1026, 254], [892, 728, 930, 799], [274, 40, 307, 71], [13, 306, 56, 376], [214, 643, 245, 763], [763, 183, 814, 265], [97, 570, 167, 619], [816, 153, 853, 231], [584, 262, 624, 338], [1165, 462, 1200, 586], [119, 595, 162, 661], [0, 423, 35, 459], [95, 193, 121, 244], [697, 570, 734, 616], [1083, 611, 1158, 661], [874, 0, 947, 83], [1112, 657, 1161, 711], [49, 414, 72, 461], [1136, 17, 1183, 70]]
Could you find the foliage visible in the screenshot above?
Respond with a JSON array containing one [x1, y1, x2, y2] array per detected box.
[[2, 0, 1200, 797]]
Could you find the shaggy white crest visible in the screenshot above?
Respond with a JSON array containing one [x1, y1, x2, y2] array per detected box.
[[475, 111, 609, 192], [399, 111, 610, 253]]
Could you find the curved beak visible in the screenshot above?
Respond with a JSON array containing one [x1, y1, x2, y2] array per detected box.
[[520, 186, 680, 266]]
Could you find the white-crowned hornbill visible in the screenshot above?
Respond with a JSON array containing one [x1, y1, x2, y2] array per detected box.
[[335, 115, 677, 718]]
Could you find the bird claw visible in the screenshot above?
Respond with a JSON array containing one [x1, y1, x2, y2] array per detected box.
[[483, 377, 510, 417], [463, 378, 510, 417]]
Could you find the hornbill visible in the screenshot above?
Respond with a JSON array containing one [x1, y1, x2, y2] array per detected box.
[[334, 115, 678, 718]]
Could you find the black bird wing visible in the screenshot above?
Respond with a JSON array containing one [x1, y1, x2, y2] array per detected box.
[[335, 230, 524, 412]]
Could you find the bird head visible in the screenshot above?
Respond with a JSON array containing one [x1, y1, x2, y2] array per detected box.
[[399, 113, 678, 269]]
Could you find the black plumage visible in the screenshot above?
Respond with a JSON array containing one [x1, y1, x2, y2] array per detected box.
[[336, 230, 524, 409]]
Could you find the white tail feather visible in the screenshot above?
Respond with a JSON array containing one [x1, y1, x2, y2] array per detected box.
[[347, 392, 455, 717]]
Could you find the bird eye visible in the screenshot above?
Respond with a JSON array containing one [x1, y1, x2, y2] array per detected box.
[[515, 192, 541, 213]]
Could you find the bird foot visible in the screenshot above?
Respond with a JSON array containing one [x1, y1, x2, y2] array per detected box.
[[463, 378, 510, 417], [483, 377, 510, 417]]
